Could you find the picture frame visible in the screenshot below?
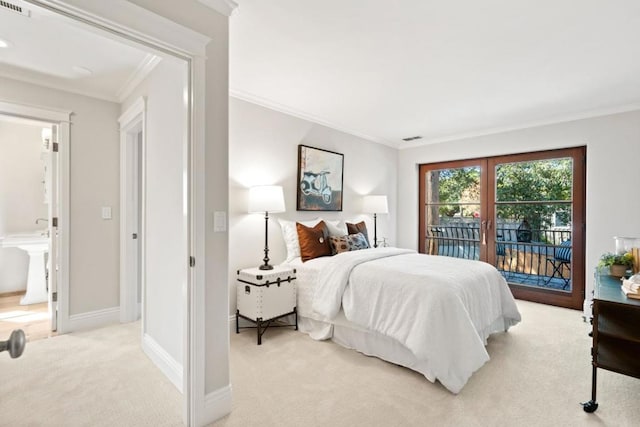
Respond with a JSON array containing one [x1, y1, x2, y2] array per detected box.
[[297, 145, 344, 211]]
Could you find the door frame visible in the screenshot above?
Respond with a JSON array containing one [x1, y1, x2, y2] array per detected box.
[[0, 101, 71, 333], [418, 147, 586, 310], [119, 97, 146, 324], [23, 0, 213, 424], [487, 147, 586, 309], [418, 157, 487, 258]]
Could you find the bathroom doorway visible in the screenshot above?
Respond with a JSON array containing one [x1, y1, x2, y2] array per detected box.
[[0, 111, 65, 341]]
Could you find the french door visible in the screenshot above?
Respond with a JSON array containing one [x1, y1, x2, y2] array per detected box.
[[419, 147, 586, 309]]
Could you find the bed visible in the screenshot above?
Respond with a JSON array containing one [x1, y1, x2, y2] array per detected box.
[[284, 246, 521, 394]]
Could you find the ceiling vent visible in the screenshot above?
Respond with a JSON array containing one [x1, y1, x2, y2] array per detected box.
[[402, 136, 423, 142], [0, 1, 30, 17]]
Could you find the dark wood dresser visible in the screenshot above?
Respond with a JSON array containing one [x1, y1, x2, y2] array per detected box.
[[583, 272, 640, 412]]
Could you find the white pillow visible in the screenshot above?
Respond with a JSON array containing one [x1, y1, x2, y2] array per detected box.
[[278, 218, 321, 262], [323, 219, 347, 237]]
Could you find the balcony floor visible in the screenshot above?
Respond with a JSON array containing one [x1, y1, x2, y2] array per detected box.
[[498, 270, 570, 292]]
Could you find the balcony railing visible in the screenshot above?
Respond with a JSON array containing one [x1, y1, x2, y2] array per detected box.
[[425, 223, 572, 291]]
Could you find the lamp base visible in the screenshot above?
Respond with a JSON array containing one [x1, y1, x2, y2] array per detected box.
[[259, 264, 274, 271]]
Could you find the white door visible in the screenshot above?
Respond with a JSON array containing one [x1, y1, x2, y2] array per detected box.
[[47, 124, 59, 331], [119, 110, 144, 324], [129, 131, 141, 319]]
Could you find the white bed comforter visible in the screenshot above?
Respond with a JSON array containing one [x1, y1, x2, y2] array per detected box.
[[311, 247, 521, 393]]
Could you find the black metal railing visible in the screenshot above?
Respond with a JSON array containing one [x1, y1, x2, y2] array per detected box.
[[425, 223, 572, 291]]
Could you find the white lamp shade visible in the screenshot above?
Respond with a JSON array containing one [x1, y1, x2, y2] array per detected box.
[[248, 185, 286, 213], [362, 195, 388, 214]]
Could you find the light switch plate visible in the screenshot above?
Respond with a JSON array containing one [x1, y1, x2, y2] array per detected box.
[[102, 206, 112, 220], [213, 211, 226, 232]]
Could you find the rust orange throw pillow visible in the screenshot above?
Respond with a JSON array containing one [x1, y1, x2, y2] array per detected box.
[[297, 221, 332, 262]]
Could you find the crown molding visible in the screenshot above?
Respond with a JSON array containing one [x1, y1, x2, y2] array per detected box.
[[229, 88, 397, 148], [0, 68, 118, 103], [117, 53, 162, 102], [28, 0, 211, 57], [399, 103, 640, 150], [197, 0, 238, 17]]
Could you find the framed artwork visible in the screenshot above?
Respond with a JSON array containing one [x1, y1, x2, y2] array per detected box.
[[297, 145, 344, 211]]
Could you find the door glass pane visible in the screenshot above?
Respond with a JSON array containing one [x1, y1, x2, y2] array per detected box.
[[494, 158, 573, 291], [424, 167, 481, 260]]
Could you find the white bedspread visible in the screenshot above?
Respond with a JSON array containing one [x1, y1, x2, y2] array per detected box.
[[311, 247, 521, 393]]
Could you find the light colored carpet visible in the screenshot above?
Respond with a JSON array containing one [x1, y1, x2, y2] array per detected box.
[[3, 301, 638, 426], [214, 300, 640, 427], [0, 321, 182, 426]]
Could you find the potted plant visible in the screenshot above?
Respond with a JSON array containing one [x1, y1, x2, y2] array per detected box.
[[598, 252, 634, 278]]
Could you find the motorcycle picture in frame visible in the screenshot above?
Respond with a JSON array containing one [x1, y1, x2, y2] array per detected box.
[[297, 145, 343, 211]]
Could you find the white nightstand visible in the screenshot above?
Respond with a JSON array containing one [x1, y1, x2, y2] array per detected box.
[[236, 265, 297, 345]]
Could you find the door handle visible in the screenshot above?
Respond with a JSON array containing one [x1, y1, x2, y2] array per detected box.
[[0, 329, 26, 359], [481, 220, 487, 245]]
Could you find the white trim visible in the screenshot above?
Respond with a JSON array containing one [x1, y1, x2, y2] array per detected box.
[[116, 54, 162, 102], [119, 97, 146, 325], [56, 121, 70, 334], [232, 89, 640, 151], [398, 103, 640, 149], [142, 333, 184, 393], [23, 2, 218, 424], [197, 0, 238, 17], [186, 54, 207, 427], [0, 100, 71, 335], [66, 306, 120, 331], [199, 385, 233, 425], [229, 314, 236, 334], [0, 68, 120, 102], [25, 0, 211, 57], [230, 89, 394, 148], [0, 100, 71, 123], [118, 97, 145, 126]]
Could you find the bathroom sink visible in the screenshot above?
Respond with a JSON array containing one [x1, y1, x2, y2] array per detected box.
[[0, 231, 49, 251], [0, 230, 50, 305]]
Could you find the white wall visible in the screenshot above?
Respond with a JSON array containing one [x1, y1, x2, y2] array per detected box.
[[0, 120, 48, 293], [2, 0, 231, 422], [0, 76, 121, 316], [126, 0, 233, 402], [397, 109, 640, 307], [229, 98, 398, 314], [122, 57, 188, 368]]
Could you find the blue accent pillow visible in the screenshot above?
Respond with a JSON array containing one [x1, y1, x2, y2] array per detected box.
[[329, 232, 370, 254]]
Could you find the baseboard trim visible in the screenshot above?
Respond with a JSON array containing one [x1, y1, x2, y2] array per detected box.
[[228, 314, 235, 332], [0, 290, 26, 298], [67, 306, 120, 332], [199, 384, 233, 425], [142, 333, 183, 393]]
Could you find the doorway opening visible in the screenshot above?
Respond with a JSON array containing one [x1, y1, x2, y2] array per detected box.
[[419, 147, 586, 309], [119, 98, 145, 325], [0, 113, 65, 341]]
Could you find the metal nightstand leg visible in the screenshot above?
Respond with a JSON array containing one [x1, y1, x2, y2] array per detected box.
[[257, 318, 263, 345]]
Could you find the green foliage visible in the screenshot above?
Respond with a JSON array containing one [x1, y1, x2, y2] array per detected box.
[[496, 159, 572, 232], [599, 252, 634, 267], [431, 159, 573, 234], [436, 167, 480, 217]]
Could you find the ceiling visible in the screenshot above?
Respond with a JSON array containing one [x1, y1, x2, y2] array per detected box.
[[0, 0, 158, 102], [229, 0, 640, 148]]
